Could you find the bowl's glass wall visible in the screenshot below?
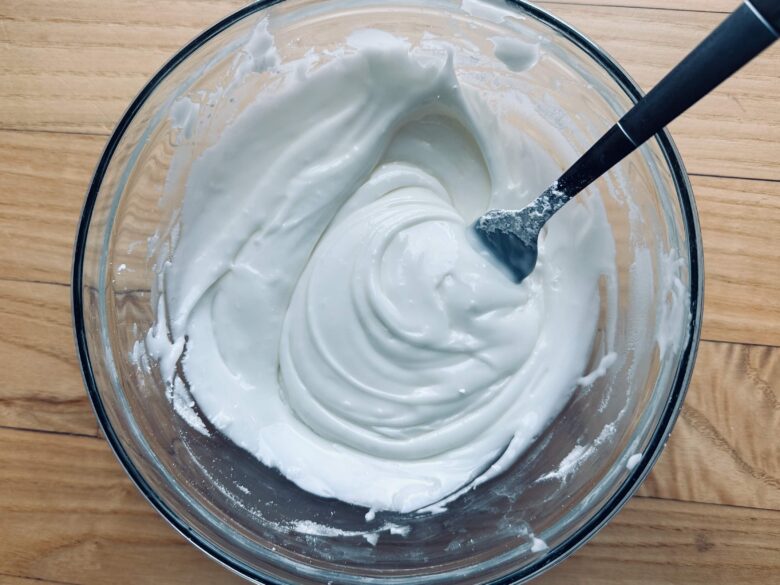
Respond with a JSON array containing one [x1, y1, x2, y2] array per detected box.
[[76, 0, 699, 583]]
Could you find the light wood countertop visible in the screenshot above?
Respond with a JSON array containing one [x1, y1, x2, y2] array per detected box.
[[0, 1, 778, 583]]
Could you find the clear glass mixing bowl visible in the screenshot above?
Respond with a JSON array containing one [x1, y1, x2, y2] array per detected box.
[[72, 0, 703, 583]]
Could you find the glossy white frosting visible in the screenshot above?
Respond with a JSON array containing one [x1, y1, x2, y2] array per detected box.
[[147, 25, 617, 513]]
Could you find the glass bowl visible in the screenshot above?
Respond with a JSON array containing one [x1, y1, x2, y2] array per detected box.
[[72, 0, 703, 583]]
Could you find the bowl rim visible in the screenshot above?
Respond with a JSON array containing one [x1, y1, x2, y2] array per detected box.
[[72, 0, 704, 583]]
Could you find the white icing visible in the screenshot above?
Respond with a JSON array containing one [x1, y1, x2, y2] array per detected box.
[[490, 36, 540, 72], [531, 536, 548, 552], [171, 376, 209, 436], [460, 0, 508, 23], [292, 520, 409, 546], [657, 249, 690, 360], [145, 22, 619, 513], [626, 452, 643, 470], [577, 352, 618, 387], [538, 423, 616, 484]]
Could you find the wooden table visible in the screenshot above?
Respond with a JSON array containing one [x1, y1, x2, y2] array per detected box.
[[1, 0, 778, 583]]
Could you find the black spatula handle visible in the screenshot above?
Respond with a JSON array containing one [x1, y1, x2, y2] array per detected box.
[[554, 0, 779, 200]]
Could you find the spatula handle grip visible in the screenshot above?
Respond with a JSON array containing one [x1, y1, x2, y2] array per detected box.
[[554, 0, 778, 200], [620, 0, 778, 147]]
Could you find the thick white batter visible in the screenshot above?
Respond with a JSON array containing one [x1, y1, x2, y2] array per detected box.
[[146, 26, 616, 513]]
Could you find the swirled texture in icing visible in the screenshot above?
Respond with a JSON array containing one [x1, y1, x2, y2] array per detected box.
[[155, 28, 616, 512]]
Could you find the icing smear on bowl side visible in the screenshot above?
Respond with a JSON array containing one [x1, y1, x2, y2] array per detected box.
[[140, 22, 620, 513]]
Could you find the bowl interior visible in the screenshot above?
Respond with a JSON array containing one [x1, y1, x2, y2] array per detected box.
[[74, 0, 701, 583]]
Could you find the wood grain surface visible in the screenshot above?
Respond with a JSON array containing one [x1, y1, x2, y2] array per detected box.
[[0, 0, 778, 584], [545, 0, 738, 12]]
